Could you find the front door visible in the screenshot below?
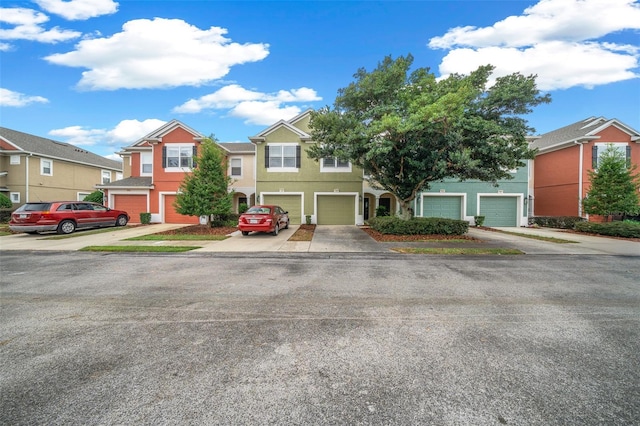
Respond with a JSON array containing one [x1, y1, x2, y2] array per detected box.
[[364, 197, 370, 221]]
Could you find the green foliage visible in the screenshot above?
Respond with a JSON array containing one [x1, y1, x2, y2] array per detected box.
[[140, 212, 151, 224], [308, 54, 550, 219], [532, 216, 586, 229], [238, 203, 249, 214], [473, 215, 485, 227], [574, 221, 640, 238], [375, 205, 390, 217], [83, 190, 105, 204], [0, 193, 12, 209], [305, 214, 312, 225], [368, 216, 469, 235], [582, 144, 640, 218], [174, 138, 234, 223]]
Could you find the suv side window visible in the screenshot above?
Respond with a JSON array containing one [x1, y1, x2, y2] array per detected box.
[[57, 204, 73, 211]]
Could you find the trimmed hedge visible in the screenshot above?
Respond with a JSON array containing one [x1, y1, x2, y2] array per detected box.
[[574, 221, 640, 238], [532, 216, 585, 229], [368, 216, 469, 235]]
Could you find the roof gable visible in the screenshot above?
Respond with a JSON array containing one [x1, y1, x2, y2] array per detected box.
[[130, 120, 204, 147], [0, 126, 122, 170], [250, 110, 313, 142]]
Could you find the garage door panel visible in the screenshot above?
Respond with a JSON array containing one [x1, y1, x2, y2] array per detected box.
[[263, 195, 302, 224], [422, 196, 463, 219], [113, 195, 146, 223], [164, 195, 199, 224], [479, 196, 518, 227], [317, 195, 355, 225]]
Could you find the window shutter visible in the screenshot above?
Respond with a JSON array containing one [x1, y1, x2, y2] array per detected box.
[[626, 145, 631, 167], [192, 146, 198, 168], [265, 145, 270, 168], [296, 145, 301, 168], [162, 146, 167, 168], [592, 145, 598, 169]]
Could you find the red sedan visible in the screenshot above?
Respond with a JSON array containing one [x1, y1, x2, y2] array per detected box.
[[238, 205, 290, 236]]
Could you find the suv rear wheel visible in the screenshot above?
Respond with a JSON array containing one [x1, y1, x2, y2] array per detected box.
[[57, 220, 76, 234]]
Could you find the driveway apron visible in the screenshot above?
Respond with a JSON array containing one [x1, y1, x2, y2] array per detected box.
[[309, 225, 387, 252]]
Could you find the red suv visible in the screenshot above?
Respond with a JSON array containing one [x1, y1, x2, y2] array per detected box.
[[9, 202, 129, 235]]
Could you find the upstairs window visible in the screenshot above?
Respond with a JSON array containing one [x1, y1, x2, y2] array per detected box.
[[265, 143, 300, 172], [141, 152, 153, 175], [321, 157, 351, 172], [40, 159, 53, 176], [592, 143, 630, 168], [10, 155, 20, 165], [102, 170, 111, 184], [162, 144, 197, 171], [230, 158, 242, 177]]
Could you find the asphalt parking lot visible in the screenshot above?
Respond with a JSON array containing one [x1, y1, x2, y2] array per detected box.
[[1, 251, 639, 425]]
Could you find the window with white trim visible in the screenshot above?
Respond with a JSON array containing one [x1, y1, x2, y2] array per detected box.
[[116, 172, 123, 180], [321, 157, 351, 172], [265, 143, 300, 172], [40, 159, 52, 176], [163, 144, 196, 171], [141, 152, 153, 175], [10, 192, 20, 203], [102, 170, 111, 184], [230, 158, 242, 177], [592, 143, 629, 168], [10, 155, 20, 165]]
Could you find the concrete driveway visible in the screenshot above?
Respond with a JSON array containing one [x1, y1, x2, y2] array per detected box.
[[1, 224, 638, 256]]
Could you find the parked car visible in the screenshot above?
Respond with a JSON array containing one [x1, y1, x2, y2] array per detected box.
[[9, 201, 129, 235], [238, 205, 289, 236]]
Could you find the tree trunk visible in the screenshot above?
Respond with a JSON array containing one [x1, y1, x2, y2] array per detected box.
[[398, 199, 414, 221]]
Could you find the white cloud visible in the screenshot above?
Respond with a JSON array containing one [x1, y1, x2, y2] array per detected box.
[[173, 84, 322, 125], [0, 7, 81, 44], [428, 0, 640, 90], [49, 118, 167, 147], [0, 88, 49, 107], [44, 18, 270, 90], [35, 0, 118, 21]]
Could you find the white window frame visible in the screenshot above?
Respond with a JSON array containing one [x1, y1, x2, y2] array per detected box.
[[266, 143, 298, 173], [229, 157, 242, 178], [165, 143, 195, 172], [101, 170, 111, 184], [10, 155, 20, 165], [10, 192, 20, 203], [116, 172, 123, 181], [141, 152, 153, 175], [40, 158, 53, 176], [320, 157, 352, 173], [594, 143, 627, 168]]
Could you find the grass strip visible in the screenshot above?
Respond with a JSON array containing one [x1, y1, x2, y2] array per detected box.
[[488, 229, 577, 243], [392, 247, 524, 255], [126, 234, 228, 241], [79, 245, 200, 252]]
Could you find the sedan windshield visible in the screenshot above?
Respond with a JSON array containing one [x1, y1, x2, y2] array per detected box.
[[246, 207, 271, 214]]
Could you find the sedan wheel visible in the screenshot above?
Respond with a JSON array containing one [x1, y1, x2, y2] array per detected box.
[[57, 220, 76, 235], [241, 231, 249, 236], [116, 215, 128, 226], [272, 224, 279, 236]]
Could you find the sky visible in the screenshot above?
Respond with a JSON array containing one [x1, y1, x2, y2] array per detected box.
[[1, 0, 639, 160]]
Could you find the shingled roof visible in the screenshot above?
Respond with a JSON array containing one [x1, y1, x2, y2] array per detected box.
[[218, 142, 255, 154], [0, 126, 122, 170], [531, 117, 640, 152], [96, 177, 152, 189]]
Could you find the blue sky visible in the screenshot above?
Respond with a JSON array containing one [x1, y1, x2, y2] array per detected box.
[[1, 0, 639, 160]]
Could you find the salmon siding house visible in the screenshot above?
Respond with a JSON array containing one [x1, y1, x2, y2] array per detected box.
[[531, 117, 640, 220]]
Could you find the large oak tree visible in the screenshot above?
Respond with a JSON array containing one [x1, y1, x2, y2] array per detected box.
[[308, 54, 551, 218]]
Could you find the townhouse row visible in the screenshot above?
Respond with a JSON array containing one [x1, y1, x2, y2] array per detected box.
[[2, 113, 639, 226]]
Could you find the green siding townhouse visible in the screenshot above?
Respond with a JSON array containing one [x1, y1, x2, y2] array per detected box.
[[415, 163, 531, 227], [250, 110, 365, 225]]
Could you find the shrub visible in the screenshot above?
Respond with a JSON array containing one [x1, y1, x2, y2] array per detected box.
[[306, 215, 312, 225], [140, 212, 152, 224], [368, 216, 469, 235], [211, 213, 239, 228], [473, 215, 485, 227], [0, 193, 12, 209], [83, 190, 105, 204], [532, 216, 586, 229], [238, 203, 249, 214], [574, 221, 640, 238], [375, 205, 389, 217]]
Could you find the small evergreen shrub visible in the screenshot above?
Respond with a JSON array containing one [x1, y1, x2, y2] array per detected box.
[[375, 205, 389, 217], [574, 221, 640, 238], [474, 215, 485, 227], [306, 215, 312, 225], [0, 193, 13, 209], [238, 203, 249, 214], [83, 190, 105, 204], [140, 212, 152, 224], [532, 216, 585, 229], [212, 213, 239, 228], [368, 216, 468, 235]]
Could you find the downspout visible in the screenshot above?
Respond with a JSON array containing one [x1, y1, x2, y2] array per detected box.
[[26, 154, 31, 202], [577, 142, 584, 217]]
